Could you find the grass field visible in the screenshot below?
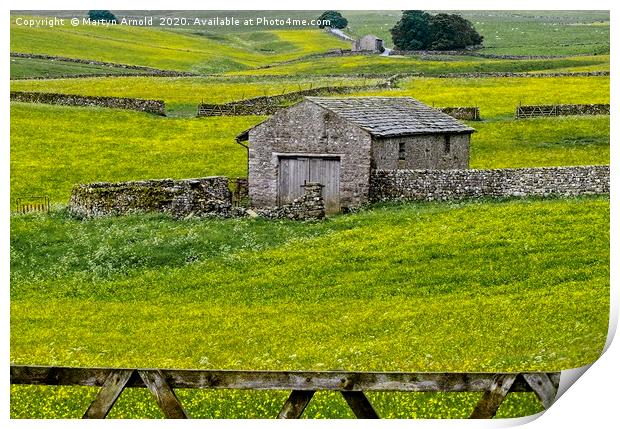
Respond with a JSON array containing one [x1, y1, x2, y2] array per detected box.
[[10, 103, 262, 203], [27, 10, 607, 56], [10, 103, 609, 204], [10, 75, 384, 116], [10, 17, 349, 73], [10, 196, 609, 417], [356, 76, 610, 118], [9, 57, 157, 79], [470, 117, 609, 169], [230, 54, 609, 76], [10, 75, 608, 119]]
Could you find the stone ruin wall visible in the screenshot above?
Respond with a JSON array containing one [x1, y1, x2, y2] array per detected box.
[[68, 178, 326, 221], [68, 177, 233, 219]]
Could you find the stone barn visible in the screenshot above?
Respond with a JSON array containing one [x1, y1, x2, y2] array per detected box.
[[236, 97, 474, 213], [352, 35, 385, 53]]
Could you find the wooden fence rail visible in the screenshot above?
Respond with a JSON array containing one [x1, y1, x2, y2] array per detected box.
[[10, 365, 560, 419]]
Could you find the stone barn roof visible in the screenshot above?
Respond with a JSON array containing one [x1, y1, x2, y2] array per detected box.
[[236, 96, 475, 141], [307, 97, 475, 137]]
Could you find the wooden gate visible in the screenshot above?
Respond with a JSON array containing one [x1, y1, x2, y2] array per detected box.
[[278, 156, 340, 213], [10, 365, 560, 419]]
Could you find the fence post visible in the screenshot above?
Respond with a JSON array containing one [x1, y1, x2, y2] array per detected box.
[[138, 370, 189, 419], [83, 369, 135, 419], [277, 390, 316, 418], [469, 374, 516, 419]]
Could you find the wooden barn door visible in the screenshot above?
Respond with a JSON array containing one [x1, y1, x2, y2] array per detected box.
[[278, 156, 340, 213]]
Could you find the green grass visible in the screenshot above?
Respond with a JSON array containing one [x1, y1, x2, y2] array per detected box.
[[10, 57, 156, 79], [10, 196, 609, 417], [229, 54, 609, 77], [10, 75, 384, 116], [356, 76, 610, 119], [10, 16, 349, 73], [10, 103, 609, 205], [470, 117, 609, 168], [9, 386, 544, 419], [10, 103, 263, 203]]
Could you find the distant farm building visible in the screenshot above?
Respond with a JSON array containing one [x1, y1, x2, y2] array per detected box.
[[352, 35, 385, 53], [236, 97, 474, 213]]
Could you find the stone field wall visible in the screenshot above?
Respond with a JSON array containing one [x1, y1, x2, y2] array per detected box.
[[10, 52, 195, 77], [436, 106, 480, 120], [515, 103, 610, 119], [254, 182, 325, 220], [11, 91, 165, 115], [369, 165, 610, 202], [196, 82, 391, 116], [68, 177, 327, 221], [68, 177, 232, 218]]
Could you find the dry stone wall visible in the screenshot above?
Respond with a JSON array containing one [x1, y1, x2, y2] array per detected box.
[[67, 177, 327, 220], [369, 165, 609, 202], [11, 91, 165, 115], [436, 107, 480, 120], [196, 82, 390, 117], [68, 177, 232, 218], [515, 103, 610, 119], [389, 49, 574, 60], [255, 183, 325, 220], [10, 52, 195, 77]]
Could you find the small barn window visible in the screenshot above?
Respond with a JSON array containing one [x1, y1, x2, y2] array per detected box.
[[398, 142, 407, 168], [444, 135, 451, 154], [398, 142, 406, 160]]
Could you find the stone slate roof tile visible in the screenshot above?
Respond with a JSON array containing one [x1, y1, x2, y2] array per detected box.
[[306, 96, 475, 137]]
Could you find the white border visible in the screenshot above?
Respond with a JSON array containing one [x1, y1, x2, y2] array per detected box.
[[3, 1, 617, 427]]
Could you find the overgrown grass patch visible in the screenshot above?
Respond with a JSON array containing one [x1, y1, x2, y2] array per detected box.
[[10, 197, 609, 417], [9, 385, 543, 418], [10, 103, 262, 203], [470, 116, 609, 168]]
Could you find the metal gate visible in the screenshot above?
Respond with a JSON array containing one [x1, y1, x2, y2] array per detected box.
[[278, 156, 340, 213]]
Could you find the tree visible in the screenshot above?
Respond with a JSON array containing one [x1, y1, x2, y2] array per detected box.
[[88, 10, 118, 23], [390, 10, 432, 50], [390, 10, 483, 51], [317, 11, 348, 30], [428, 13, 483, 50]]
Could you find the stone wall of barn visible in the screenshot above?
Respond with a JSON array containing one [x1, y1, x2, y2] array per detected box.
[[248, 100, 373, 209], [369, 165, 609, 202], [371, 134, 470, 170], [68, 177, 232, 218], [352, 35, 384, 52]]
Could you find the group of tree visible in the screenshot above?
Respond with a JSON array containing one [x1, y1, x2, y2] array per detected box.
[[316, 11, 348, 29], [87, 10, 118, 23], [390, 10, 483, 51]]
